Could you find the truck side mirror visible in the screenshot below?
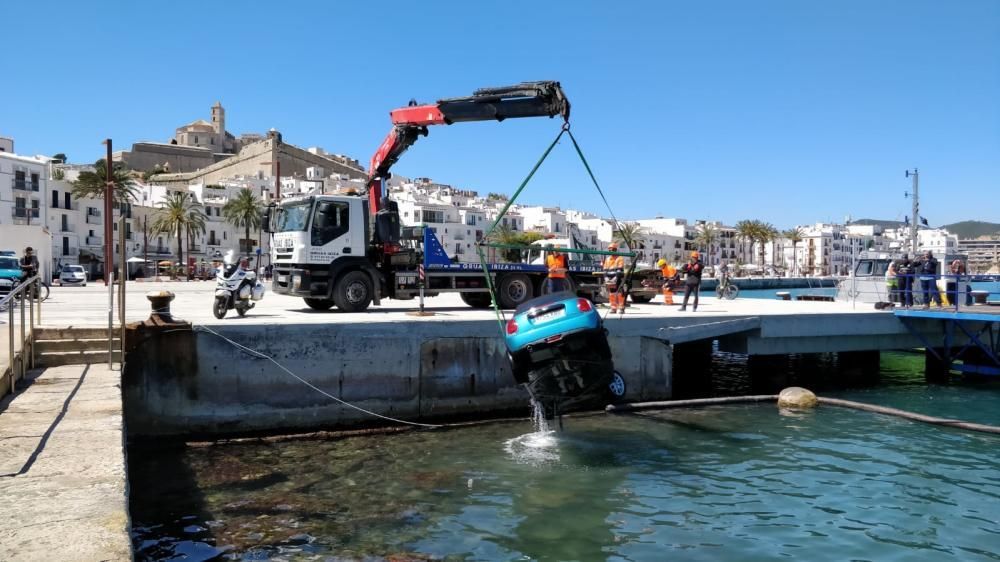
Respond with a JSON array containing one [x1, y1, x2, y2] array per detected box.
[[261, 205, 273, 233]]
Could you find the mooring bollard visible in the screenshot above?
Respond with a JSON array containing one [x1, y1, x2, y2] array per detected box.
[[146, 291, 177, 323]]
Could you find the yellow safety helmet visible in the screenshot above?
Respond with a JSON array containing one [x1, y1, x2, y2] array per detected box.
[[656, 258, 667, 268], [608, 242, 619, 251], [690, 251, 700, 259]]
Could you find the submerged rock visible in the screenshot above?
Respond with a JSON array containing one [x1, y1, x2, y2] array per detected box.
[[777, 387, 818, 409]]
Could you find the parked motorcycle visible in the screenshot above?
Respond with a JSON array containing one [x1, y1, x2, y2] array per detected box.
[[213, 261, 265, 319]]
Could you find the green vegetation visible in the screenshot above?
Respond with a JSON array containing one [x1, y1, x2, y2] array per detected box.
[[151, 192, 206, 277], [223, 188, 263, 256], [939, 221, 1000, 239], [71, 159, 138, 204]]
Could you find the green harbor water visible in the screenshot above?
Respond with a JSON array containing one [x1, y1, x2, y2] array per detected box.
[[129, 353, 1000, 561]]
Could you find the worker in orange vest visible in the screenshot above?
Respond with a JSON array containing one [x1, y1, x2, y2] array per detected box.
[[545, 246, 569, 294], [603, 243, 626, 313], [657, 258, 678, 305]]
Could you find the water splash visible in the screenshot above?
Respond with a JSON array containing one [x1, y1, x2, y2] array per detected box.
[[531, 397, 550, 433], [504, 397, 559, 465]]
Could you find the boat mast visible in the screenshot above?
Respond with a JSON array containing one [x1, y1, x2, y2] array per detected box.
[[905, 168, 919, 255]]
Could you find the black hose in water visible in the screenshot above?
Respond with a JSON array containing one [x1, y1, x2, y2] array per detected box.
[[606, 395, 1000, 436]]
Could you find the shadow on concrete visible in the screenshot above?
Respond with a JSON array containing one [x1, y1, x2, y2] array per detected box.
[[0, 365, 89, 478]]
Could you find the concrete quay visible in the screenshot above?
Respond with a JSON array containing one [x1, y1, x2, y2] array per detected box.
[[62, 280, 952, 438], [0, 364, 130, 562]]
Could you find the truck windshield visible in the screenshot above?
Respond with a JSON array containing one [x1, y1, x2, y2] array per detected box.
[[274, 201, 312, 232]]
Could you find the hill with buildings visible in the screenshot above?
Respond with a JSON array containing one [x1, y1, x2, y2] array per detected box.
[[940, 221, 1000, 239]]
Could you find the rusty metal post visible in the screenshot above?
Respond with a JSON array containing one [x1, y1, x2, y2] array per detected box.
[[104, 139, 114, 367]]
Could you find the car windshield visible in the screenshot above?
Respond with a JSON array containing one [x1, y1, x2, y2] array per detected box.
[[274, 200, 313, 232], [514, 291, 576, 315], [66, 266, 84, 273], [0, 257, 18, 270]]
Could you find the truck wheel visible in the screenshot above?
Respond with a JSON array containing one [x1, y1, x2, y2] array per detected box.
[[460, 293, 493, 309], [333, 270, 373, 312], [498, 274, 534, 309], [304, 298, 335, 311], [630, 295, 653, 304]]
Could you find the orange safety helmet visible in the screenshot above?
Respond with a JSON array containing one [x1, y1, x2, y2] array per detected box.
[[690, 251, 700, 259]]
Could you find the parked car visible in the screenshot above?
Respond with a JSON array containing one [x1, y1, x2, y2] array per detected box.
[[60, 265, 88, 286], [0, 256, 22, 298], [505, 291, 625, 412]]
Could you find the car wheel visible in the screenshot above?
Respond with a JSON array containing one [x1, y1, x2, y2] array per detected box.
[[460, 292, 493, 309], [607, 371, 627, 400], [497, 273, 534, 309]]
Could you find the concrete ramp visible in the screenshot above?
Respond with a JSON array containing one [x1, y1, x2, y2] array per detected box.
[[656, 317, 761, 345]]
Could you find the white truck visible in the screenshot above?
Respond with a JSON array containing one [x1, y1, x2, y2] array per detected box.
[[265, 193, 605, 311]]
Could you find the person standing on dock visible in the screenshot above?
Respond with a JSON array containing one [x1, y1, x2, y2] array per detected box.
[[948, 259, 972, 307], [918, 251, 942, 308], [545, 246, 569, 294], [679, 251, 703, 312], [886, 259, 899, 304], [603, 243, 626, 313], [896, 254, 914, 308]]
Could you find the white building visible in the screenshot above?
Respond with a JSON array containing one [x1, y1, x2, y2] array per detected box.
[[0, 151, 49, 229]]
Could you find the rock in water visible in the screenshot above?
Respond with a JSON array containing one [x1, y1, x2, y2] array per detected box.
[[778, 387, 817, 409]]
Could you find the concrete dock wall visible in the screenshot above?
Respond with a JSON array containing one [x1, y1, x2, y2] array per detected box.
[[123, 322, 674, 437]]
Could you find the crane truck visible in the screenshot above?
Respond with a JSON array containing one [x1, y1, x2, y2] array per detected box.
[[265, 81, 608, 312]]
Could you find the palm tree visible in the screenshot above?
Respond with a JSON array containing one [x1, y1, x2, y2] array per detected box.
[[71, 159, 139, 205], [735, 220, 756, 265], [151, 192, 205, 278], [694, 224, 719, 266], [783, 227, 804, 276], [489, 224, 521, 262], [223, 188, 262, 256], [613, 222, 645, 250], [754, 221, 778, 269]]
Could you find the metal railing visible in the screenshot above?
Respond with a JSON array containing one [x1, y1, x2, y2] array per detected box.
[[1, 275, 42, 399], [11, 208, 40, 219], [11, 178, 40, 192]]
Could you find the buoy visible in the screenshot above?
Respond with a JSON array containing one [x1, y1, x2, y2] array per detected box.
[[777, 387, 817, 409]]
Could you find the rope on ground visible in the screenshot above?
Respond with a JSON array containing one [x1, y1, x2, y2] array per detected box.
[[605, 394, 1000, 436], [193, 325, 442, 429]]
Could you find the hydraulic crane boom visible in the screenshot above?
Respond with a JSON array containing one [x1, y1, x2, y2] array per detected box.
[[366, 81, 571, 217]]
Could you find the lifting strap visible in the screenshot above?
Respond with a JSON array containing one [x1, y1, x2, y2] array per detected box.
[[476, 123, 638, 334]]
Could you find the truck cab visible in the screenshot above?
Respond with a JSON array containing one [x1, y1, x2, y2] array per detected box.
[[269, 194, 381, 312]]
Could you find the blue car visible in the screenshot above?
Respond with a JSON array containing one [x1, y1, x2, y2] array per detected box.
[[0, 256, 23, 298], [505, 291, 625, 411]]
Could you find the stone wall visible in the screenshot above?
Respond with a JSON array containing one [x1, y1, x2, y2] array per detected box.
[[116, 143, 215, 173], [150, 139, 366, 188]]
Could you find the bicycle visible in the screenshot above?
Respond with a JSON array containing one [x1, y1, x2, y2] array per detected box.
[[715, 275, 739, 300], [12, 278, 49, 302]]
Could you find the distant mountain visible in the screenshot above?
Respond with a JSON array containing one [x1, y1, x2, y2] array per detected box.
[[940, 221, 1000, 239], [850, 218, 905, 229]]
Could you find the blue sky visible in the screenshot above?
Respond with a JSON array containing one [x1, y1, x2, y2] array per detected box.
[[2, 0, 997, 228]]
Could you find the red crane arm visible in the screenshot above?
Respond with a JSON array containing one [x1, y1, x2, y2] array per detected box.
[[367, 81, 570, 213]]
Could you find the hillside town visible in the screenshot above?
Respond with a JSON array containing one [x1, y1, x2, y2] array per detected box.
[[2, 103, 998, 281]]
